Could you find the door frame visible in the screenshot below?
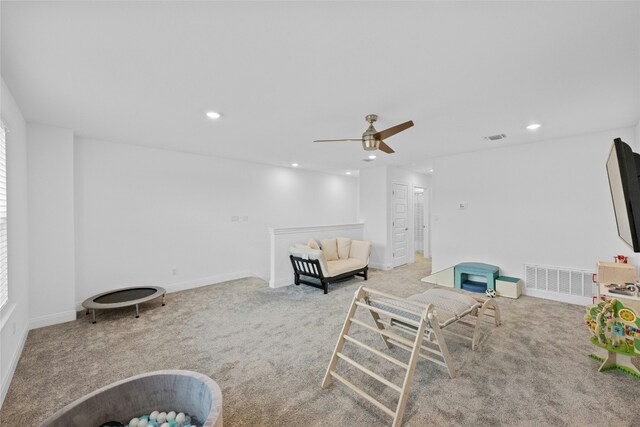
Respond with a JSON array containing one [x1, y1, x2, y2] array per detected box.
[[411, 185, 426, 262], [422, 187, 431, 258]]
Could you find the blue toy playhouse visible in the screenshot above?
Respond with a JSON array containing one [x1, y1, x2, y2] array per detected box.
[[454, 262, 500, 293]]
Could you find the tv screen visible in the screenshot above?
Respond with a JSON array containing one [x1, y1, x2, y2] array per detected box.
[[606, 138, 640, 252]]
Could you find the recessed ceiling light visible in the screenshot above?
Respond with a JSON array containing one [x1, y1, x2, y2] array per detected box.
[[368, 155, 377, 160], [346, 171, 352, 175], [291, 163, 299, 167], [526, 123, 541, 130], [206, 111, 222, 120], [429, 169, 434, 173]]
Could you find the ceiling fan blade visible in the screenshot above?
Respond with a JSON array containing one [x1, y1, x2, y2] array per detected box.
[[313, 139, 362, 143], [373, 120, 414, 140], [378, 140, 395, 154]]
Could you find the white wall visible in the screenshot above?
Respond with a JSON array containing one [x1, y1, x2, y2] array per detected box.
[[0, 78, 30, 407], [27, 124, 76, 328], [359, 166, 389, 269], [431, 127, 637, 286], [74, 138, 359, 304]]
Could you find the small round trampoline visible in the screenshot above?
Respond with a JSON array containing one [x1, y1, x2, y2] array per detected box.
[[82, 286, 166, 324]]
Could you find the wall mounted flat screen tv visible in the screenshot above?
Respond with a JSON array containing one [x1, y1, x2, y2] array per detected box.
[[606, 138, 640, 252]]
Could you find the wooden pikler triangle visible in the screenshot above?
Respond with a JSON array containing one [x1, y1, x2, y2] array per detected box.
[[322, 286, 456, 426]]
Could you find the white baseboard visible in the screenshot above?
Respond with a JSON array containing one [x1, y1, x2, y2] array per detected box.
[[270, 277, 294, 288], [523, 288, 592, 306], [29, 310, 77, 330], [369, 262, 392, 270], [163, 271, 255, 294], [0, 324, 28, 408], [75, 271, 257, 311]]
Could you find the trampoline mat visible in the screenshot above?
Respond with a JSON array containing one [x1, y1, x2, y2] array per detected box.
[[94, 288, 158, 304]]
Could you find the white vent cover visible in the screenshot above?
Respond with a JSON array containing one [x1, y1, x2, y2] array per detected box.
[[484, 133, 507, 141], [524, 263, 595, 298]]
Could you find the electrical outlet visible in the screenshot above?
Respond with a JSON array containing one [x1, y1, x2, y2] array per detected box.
[[458, 201, 467, 210], [172, 268, 177, 276], [231, 216, 239, 222]]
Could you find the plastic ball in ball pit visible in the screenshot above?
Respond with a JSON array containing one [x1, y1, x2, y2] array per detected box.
[[115, 410, 198, 427]]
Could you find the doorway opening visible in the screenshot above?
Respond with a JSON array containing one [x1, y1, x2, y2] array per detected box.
[[413, 186, 431, 274]]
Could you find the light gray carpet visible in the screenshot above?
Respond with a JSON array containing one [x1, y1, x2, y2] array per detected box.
[[2, 260, 640, 426]]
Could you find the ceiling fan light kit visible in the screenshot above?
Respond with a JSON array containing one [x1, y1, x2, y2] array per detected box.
[[314, 114, 414, 154]]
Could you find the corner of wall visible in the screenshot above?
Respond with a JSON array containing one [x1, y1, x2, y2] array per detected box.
[[0, 76, 30, 409], [28, 311, 77, 330], [26, 123, 76, 323]]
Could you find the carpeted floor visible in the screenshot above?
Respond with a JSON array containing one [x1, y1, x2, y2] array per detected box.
[[2, 259, 640, 426]]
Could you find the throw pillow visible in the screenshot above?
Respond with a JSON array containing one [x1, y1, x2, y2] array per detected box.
[[320, 238, 339, 261], [336, 237, 352, 260], [308, 239, 320, 250]]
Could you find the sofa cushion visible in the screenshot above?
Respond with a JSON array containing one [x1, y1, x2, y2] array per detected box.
[[308, 239, 320, 250], [289, 246, 322, 259], [349, 240, 371, 262], [320, 238, 339, 261], [327, 257, 367, 277], [336, 237, 352, 260]]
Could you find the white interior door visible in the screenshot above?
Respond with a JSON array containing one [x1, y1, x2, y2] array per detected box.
[[392, 183, 408, 267]]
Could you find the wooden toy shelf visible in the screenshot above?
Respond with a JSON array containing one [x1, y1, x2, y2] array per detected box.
[[598, 283, 640, 314]]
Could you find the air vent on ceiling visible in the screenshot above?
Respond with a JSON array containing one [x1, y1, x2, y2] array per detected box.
[[484, 133, 507, 141], [362, 158, 375, 162]]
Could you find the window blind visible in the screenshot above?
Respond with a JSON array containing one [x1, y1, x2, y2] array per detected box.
[[0, 123, 7, 309]]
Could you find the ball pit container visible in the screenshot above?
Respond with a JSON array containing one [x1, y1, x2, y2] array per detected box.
[[40, 370, 222, 427]]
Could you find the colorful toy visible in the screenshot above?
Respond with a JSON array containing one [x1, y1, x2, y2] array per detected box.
[[585, 298, 640, 378], [454, 262, 499, 293], [614, 254, 629, 263]]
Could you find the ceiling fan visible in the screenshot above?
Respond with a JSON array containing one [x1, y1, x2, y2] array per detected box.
[[314, 114, 414, 154]]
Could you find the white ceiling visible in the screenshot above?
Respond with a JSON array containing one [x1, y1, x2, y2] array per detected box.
[[2, 1, 639, 175]]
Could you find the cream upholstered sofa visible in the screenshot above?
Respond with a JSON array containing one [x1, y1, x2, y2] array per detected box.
[[289, 237, 371, 294]]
